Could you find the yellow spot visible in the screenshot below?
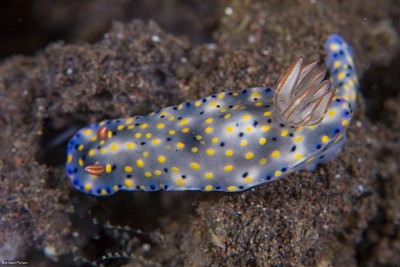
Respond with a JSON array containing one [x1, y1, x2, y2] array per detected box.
[[220, 107, 227, 113], [117, 125, 125, 130], [210, 101, 217, 107], [338, 72, 345, 80], [84, 183, 92, 191], [154, 170, 162, 176], [205, 127, 213, 134], [263, 111, 272, 117], [145, 172, 152, 178], [275, 171, 282, 177], [295, 136, 303, 143], [227, 186, 237, 192], [126, 143, 135, 149], [169, 130, 176, 135], [191, 147, 198, 153], [160, 111, 167, 116], [259, 138, 267, 145], [182, 127, 189, 133], [145, 133, 152, 138], [226, 125, 234, 133], [259, 158, 268, 165], [124, 166, 133, 173], [333, 60, 341, 68], [179, 119, 189, 125], [110, 143, 118, 151], [90, 135, 97, 142], [225, 150, 233, 157], [135, 132, 141, 138], [242, 114, 251, 120], [105, 164, 112, 173], [281, 130, 288, 137], [218, 93, 225, 99], [178, 104, 183, 110], [342, 119, 349, 126], [322, 135, 329, 143], [262, 125, 270, 132], [271, 150, 280, 158], [206, 149, 215, 156], [195, 135, 202, 140], [194, 101, 201, 107], [157, 123, 165, 129], [67, 154, 72, 163], [176, 142, 185, 149], [152, 139, 161, 145], [78, 158, 84, 167], [211, 137, 219, 143], [140, 123, 148, 129], [255, 101, 263, 106], [205, 118, 213, 123], [158, 155, 166, 163], [124, 179, 134, 187], [295, 153, 303, 160], [136, 159, 145, 168], [204, 172, 213, 179], [168, 115, 175, 121], [240, 140, 248, 147], [78, 144, 84, 151], [176, 178, 184, 185], [142, 151, 149, 157], [171, 167, 180, 173], [140, 185, 146, 190], [100, 148, 106, 154], [306, 156, 314, 163], [328, 110, 335, 117], [84, 129, 92, 135], [112, 185, 119, 191], [251, 92, 260, 98], [245, 126, 253, 132], [100, 140, 105, 145], [127, 125, 135, 130], [223, 165, 234, 172], [126, 118, 134, 123], [205, 185, 213, 191], [233, 92, 239, 96], [190, 162, 200, 170], [245, 152, 254, 160], [244, 177, 253, 183], [330, 43, 339, 51], [224, 114, 231, 119], [101, 189, 108, 195]]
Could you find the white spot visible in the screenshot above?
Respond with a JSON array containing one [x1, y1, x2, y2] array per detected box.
[[66, 68, 73, 75], [262, 50, 270, 56], [44, 246, 58, 261], [142, 243, 151, 252], [225, 6, 233, 16], [248, 35, 257, 43], [207, 43, 218, 50], [151, 35, 161, 42], [356, 120, 363, 128]]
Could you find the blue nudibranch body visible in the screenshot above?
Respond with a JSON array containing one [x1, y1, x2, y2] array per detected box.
[[66, 34, 358, 196]]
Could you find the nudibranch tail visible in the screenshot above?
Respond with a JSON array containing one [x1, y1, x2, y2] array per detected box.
[[274, 57, 335, 127], [66, 34, 358, 196]]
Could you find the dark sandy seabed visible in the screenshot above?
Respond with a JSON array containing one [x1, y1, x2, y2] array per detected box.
[[0, 1, 399, 266]]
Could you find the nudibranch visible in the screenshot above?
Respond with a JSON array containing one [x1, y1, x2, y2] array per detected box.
[[66, 34, 358, 196]]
